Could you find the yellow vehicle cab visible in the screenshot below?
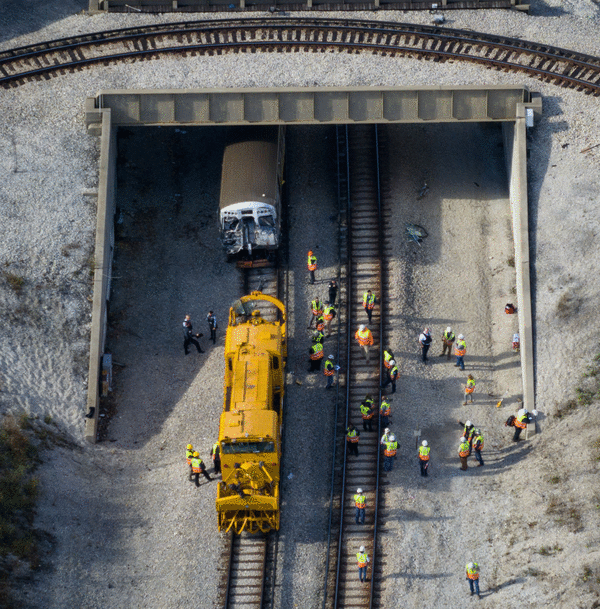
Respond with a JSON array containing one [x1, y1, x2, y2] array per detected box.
[[216, 291, 286, 534]]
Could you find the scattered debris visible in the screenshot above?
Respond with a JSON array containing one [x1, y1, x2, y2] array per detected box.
[[432, 14, 445, 24], [580, 143, 600, 153], [417, 182, 429, 200], [405, 223, 428, 246]]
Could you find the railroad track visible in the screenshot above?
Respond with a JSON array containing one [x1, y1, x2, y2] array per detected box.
[[2, 18, 600, 94], [323, 124, 387, 609]]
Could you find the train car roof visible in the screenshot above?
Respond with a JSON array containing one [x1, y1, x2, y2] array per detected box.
[[219, 139, 279, 210], [220, 409, 278, 441]]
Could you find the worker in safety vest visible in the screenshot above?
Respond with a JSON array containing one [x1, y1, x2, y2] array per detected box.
[[312, 329, 325, 345], [383, 434, 398, 472], [308, 341, 324, 372], [463, 374, 475, 405], [354, 488, 366, 524], [357, 546, 370, 582], [324, 355, 336, 389], [360, 396, 375, 432], [458, 420, 475, 450], [362, 289, 377, 324], [307, 250, 317, 284], [381, 360, 399, 394], [315, 314, 325, 333], [380, 427, 391, 446], [513, 408, 534, 442], [383, 348, 394, 370], [418, 440, 430, 477], [190, 452, 213, 486], [454, 334, 467, 370], [346, 424, 360, 456], [458, 437, 470, 471], [465, 562, 481, 597], [439, 326, 455, 360], [355, 325, 374, 363], [186, 444, 194, 479], [308, 296, 324, 328], [472, 429, 484, 467], [379, 398, 391, 428], [323, 302, 336, 336], [210, 442, 221, 475]]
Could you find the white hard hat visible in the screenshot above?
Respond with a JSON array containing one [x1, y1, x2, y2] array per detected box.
[[446, 326, 452, 333], [389, 434, 396, 441], [422, 440, 428, 447], [458, 334, 465, 340], [359, 324, 365, 331], [532, 410, 538, 416], [357, 488, 363, 494], [359, 545, 365, 552], [466, 420, 472, 427], [329, 355, 335, 360], [460, 437, 467, 443], [385, 428, 390, 434], [517, 409, 525, 417], [467, 562, 474, 569], [389, 360, 396, 366]]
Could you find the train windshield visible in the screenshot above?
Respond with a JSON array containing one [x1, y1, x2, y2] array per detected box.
[[221, 441, 275, 454], [232, 298, 263, 317]]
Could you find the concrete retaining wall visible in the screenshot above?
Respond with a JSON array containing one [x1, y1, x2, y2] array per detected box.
[[85, 109, 116, 443]]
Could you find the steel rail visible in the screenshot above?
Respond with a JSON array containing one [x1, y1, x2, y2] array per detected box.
[[1, 19, 600, 93]]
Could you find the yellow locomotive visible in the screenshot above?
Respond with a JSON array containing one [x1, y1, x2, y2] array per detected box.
[[216, 291, 286, 534]]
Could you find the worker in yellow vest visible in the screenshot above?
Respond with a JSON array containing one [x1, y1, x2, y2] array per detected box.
[[465, 562, 481, 597], [383, 348, 394, 370], [513, 408, 534, 442], [355, 325, 374, 363], [383, 434, 397, 472], [472, 429, 484, 467], [309, 341, 324, 372], [323, 302, 336, 336], [454, 334, 467, 370], [458, 437, 470, 471], [186, 443, 194, 479], [360, 398, 375, 432], [346, 424, 360, 456], [210, 441, 221, 475], [418, 440, 430, 477], [379, 399, 391, 428], [463, 374, 475, 405], [190, 452, 213, 486], [354, 488, 366, 524], [324, 355, 336, 389], [439, 326, 455, 359], [307, 250, 317, 284], [362, 289, 377, 324], [356, 546, 370, 582], [381, 360, 399, 394], [308, 296, 324, 328]]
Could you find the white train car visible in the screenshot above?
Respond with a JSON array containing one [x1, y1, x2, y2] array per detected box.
[[219, 126, 285, 266]]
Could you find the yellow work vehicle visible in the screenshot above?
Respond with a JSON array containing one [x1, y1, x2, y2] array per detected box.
[[216, 291, 286, 534]]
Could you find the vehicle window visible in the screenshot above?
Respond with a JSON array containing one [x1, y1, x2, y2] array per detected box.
[[221, 441, 275, 454], [258, 215, 274, 227]]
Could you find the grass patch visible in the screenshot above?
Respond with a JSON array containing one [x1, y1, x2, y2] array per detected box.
[[60, 243, 81, 258], [536, 544, 563, 556], [555, 352, 600, 418], [547, 496, 584, 533], [3, 273, 24, 294], [549, 475, 562, 484], [507, 256, 515, 267], [556, 288, 581, 318]]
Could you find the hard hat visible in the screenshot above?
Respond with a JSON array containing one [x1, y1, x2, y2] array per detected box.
[[466, 420, 472, 427], [329, 355, 335, 360], [385, 428, 390, 434], [359, 324, 365, 331], [390, 360, 396, 366], [460, 437, 467, 443], [532, 410, 538, 416], [446, 326, 452, 333], [193, 451, 199, 457], [517, 409, 525, 417], [186, 444, 193, 450], [308, 250, 313, 255], [185, 314, 191, 320], [474, 429, 481, 436], [357, 488, 363, 494], [467, 562, 474, 569], [422, 440, 428, 447], [389, 434, 396, 441], [359, 546, 365, 552], [458, 334, 465, 340]]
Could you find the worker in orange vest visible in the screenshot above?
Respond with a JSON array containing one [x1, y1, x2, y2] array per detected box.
[[454, 334, 467, 370], [360, 396, 375, 432], [458, 437, 470, 471], [466, 562, 481, 597], [308, 340, 324, 372], [307, 250, 317, 284], [418, 440, 430, 477], [362, 289, 377, 324], [308, 295, 324, 328], [357, 546, 370, 582], [355, 325, 374, 363], [354, 488, 366, 524], [463, 374, 475, 405]]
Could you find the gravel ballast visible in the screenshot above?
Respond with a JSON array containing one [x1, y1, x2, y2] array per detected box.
[[1, 1, 600, 608]]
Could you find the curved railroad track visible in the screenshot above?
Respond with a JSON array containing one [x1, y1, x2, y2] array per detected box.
[[2, 18, 600, 94]]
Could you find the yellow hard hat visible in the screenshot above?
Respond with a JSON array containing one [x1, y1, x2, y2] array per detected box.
[[193, 451, 199, 458], [186, 444, 193, 450]]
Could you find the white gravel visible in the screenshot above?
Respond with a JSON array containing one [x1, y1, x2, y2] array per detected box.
[[1, 1, 600, 608]]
